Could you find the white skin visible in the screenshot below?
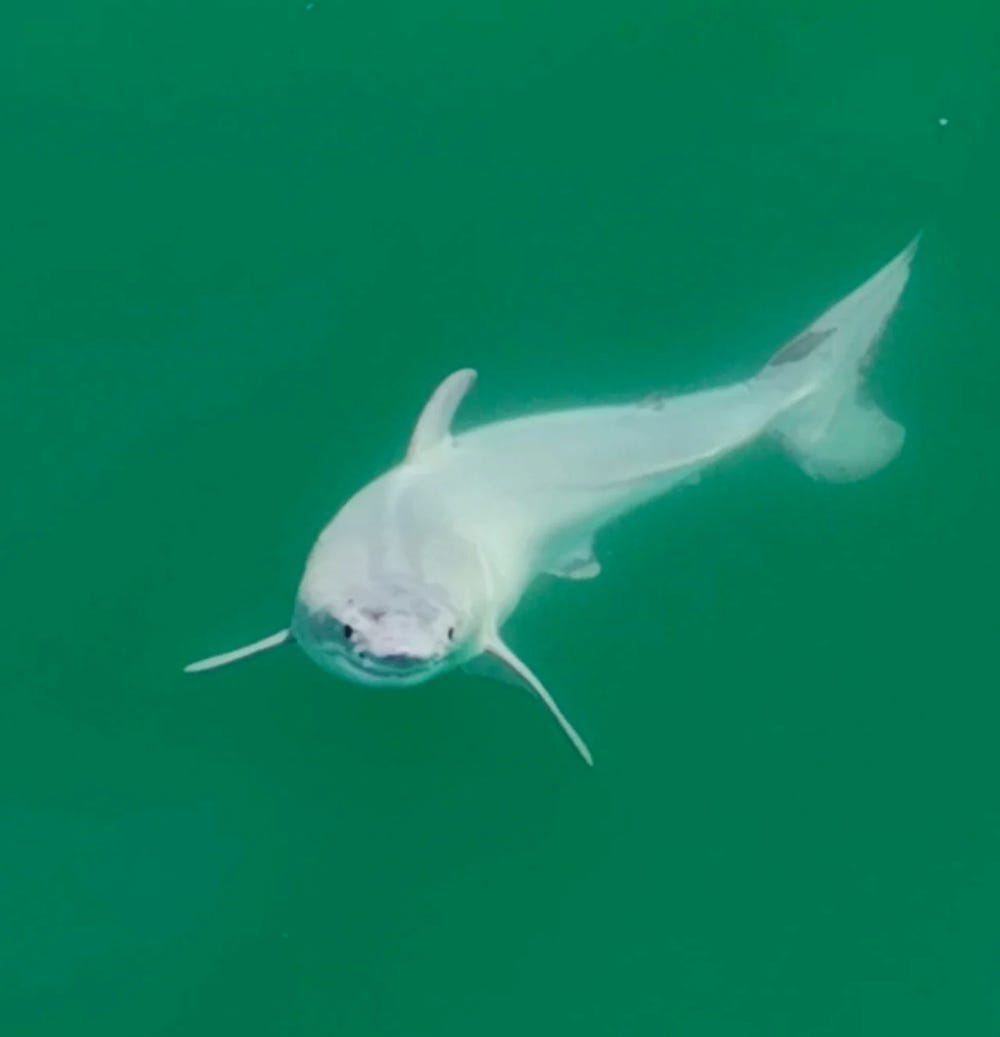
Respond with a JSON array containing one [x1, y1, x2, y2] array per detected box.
[[187, 238, 919, 764]]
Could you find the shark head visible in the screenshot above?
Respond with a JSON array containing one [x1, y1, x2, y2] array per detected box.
[[183, 366, 593, 763], [291, 577, 473, 687]]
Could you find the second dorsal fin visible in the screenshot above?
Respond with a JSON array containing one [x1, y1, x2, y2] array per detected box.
[[406, 368, 477, 461]]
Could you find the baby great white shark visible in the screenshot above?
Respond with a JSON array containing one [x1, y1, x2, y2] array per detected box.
[[186, 238, 919, 765]]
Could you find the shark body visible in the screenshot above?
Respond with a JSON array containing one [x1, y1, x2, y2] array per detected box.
[[187, 239, 920, 764]]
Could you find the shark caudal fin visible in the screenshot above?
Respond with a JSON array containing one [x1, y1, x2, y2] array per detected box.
[[760, 236, 919, 483]]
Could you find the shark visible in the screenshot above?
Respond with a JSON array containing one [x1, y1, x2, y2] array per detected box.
[[186, 238, 920, 765]]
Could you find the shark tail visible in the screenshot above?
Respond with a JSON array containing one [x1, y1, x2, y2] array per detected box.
[[759, 236, 918, 483]]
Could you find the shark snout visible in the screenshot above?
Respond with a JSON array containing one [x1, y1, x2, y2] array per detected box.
[[291, 584, 460, 686], [358, 617, 440, 662]]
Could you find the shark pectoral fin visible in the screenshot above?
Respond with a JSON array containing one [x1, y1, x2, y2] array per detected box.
[[546, 538, 601, 581], [471, 636, 593, 766], [184, 629, 292, 673], [406, 368, 478, 461]]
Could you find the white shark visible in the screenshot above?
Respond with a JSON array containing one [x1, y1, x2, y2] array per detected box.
[[186, 238, 920, 765]]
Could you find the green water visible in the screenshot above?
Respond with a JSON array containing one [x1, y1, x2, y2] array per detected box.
[[3, 1, 998, 1034]]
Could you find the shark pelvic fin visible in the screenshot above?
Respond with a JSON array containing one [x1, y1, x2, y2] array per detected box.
[[546, 537, 601, 581]]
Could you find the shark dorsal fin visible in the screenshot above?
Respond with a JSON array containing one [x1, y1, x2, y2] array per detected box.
[[476, 635, 593, 766], [406, 368, 477, 461], [184, 629, 292, 673]]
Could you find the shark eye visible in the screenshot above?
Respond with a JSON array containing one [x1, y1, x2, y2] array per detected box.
[[447, 627, 455, 641], [343, 624, 354, 640]]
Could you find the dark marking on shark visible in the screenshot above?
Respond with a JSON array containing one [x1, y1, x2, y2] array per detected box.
[[768, 328, 835, 367], [641, 391, 669, 410]]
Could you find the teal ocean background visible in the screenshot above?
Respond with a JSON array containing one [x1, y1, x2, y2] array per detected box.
[[3, 2, 998, 1034]]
